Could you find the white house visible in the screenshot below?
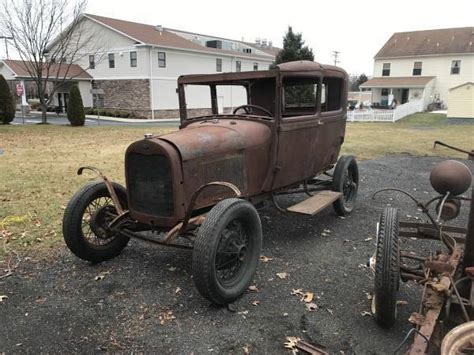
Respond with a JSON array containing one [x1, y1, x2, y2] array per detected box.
[[361, 27, 474, 112], [72, 14, 278, 118]]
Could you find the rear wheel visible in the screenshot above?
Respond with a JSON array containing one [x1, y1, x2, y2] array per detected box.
[[373, 207, 400, 328], [332, 155, 359, 216], [192, 198, 262, 305], [62, 181, 129, 263]]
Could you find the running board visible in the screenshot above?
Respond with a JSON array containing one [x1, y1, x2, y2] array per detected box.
[[287, 190, 342, 215]]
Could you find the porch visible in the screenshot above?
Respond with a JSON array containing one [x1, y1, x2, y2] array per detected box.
[[360, 76, 435, 110]]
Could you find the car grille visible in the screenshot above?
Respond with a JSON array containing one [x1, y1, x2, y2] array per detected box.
[[126, 153, 174, 217]]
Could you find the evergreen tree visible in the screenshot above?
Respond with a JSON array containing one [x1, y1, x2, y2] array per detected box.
[[0, 74, 15, 124], [67, 85, 85, 126], [275, 26, 314, 65]]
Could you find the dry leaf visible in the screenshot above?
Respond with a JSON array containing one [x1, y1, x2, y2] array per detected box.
[[428, 282, 448, 293], [0, 295, 8, 302], [364, 237, 373, 242], [284, 336, 301, 350], [251, 300, 260, 306], [397, 300, 408, 306], [303, 292, 314, 303], [366, 292, 373, 300], [276, 272, 288, 279], [305, 302, 317, 311], [260, 255, 273, 263], [158, 310, 175, 325], [243, 344, 251, 354], [94, 275, 105, 281], [327, 308, 334, 315], [175, 287, 181, 294], [360, 311, 372, 317], [291, 288, 304, 297], [248, 285, 259, 292]]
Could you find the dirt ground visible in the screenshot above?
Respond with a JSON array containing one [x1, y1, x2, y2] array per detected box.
[[1, 155, 472, 354]]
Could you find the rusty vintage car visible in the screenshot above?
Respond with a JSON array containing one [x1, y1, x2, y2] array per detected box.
[[62, 60, 358, 305]]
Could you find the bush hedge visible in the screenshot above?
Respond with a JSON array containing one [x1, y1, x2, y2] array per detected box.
[[66, 85, 85, 126], [0, 74, 15, 124]]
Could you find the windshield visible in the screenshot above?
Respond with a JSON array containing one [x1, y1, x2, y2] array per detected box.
[[180, 78, 276, 120]]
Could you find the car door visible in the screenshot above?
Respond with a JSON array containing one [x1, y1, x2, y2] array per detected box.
[[272, 75, 323, 189]]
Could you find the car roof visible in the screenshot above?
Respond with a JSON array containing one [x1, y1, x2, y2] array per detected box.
[[178, 60, 347, 85]]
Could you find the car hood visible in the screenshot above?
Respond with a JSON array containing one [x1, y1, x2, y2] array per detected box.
[[158, 119, 272, 162]]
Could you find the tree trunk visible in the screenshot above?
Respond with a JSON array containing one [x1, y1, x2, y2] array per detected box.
[[41, 103, 48, 124]]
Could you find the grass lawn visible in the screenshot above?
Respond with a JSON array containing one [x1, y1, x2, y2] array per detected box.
[[0, 113, 473, 259]]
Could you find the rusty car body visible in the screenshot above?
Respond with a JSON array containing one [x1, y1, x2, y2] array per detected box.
[[63, 60, 359, 305]]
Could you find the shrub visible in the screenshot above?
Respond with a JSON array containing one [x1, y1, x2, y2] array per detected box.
[[0, 74, 15, 124], [28, 99, 41, 110], [66, 85, 85, 126]]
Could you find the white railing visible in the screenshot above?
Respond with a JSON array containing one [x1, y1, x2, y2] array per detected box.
[[347, 99, 424, 123]]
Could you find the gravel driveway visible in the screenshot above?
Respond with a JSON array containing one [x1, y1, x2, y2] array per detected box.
[[1, 155, 472, 354]]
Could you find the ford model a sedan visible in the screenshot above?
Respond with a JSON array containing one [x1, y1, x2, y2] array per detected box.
[[63, 60, 359, 305]]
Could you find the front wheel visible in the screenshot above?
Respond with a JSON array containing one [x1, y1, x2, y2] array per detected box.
[[192, 198, 262, 305], [373, 207, 400, 328], [62, 181, 129, 263], [332, 155, 359, 216]]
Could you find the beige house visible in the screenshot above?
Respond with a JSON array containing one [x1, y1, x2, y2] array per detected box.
[[447, 82, 474, 118], [361, 27, 474, 111]]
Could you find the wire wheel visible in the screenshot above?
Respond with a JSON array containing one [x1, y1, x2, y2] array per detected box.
[[333, 155, 359, 216], [82, 197, 118, 246], [441, 322, 474, 355]]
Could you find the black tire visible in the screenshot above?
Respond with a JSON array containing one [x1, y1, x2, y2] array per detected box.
[[374, 207, 400, 328], [192, 198, 262, 305], [62, 181, 129, 263], [332, 155, 359, 216]]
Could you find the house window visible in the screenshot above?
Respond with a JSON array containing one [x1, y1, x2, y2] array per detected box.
[[451, 60, 461, 74], [89, 55, 95, 69], [108, 53, 115, 68], [130, 51, 137, 67], [158, 52, 166, 68], [381, 88, 389, 96], [236, 60, 241, 72], [216, 58, 222, 72], [382, 63, 390, 76], [243, 48, 252, 54], [412, 61, 422, 76], [253, 62, 258, 71]]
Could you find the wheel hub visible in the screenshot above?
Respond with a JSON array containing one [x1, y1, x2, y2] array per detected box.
[[90, 205, 116, 239]]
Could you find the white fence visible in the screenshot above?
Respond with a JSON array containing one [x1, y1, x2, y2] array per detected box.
[[347, 99, 424, 123]]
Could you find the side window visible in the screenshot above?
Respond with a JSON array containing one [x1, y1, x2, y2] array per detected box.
[[451, 60, 461, 74], [130, 51, 137, 67], [158, 52, 166, 68], [108, 53, 115, 68], [321, 77, 343, 112], [282, 77, 318, 118], [216, 58, 222, 72], [382, 63, 390, 76]]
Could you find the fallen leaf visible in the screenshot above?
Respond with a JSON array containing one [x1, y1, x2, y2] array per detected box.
[[168, 267, 177, 272], [366, 292, 373, 300], [0, 295, 8, 302], [284, 336, 301, 350], [158, 310, 175, 325], [327, 308, 334, 315], [248, 285, 259, 292], [397, 300, 408, 306], [35, 297, 46, 304], [291, 288, 304, 297], [305, 302, 317, 311], [251, 300, 260, 306], [364, 237, 373, 242], [260, 255, 273, 263], [276, 272, 288, 279], [243, 344, 251, 354], [175, 287, 181, 294], [428, 282, 448, 293], [303, 292, 314, 303], [360, 311, 372, 317]]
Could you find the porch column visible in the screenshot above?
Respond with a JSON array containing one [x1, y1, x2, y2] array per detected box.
[[20, 80, 27, 106]]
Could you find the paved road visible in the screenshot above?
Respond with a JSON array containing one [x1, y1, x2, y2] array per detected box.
[[1, 155, 472, 353], [12, 113, 180, 127]]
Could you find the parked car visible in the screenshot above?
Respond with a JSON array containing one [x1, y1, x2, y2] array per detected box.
[[63, 60, 359, 305]]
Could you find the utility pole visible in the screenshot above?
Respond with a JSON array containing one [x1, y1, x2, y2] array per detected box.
[[332, 50, 340, 66], [0, 36, 13, 59]]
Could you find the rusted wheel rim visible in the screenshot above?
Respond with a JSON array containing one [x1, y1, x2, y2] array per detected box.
[[342, 169, 357, 206], [441, 322, 474, 355], [215, 220, 249, 286], [82, 197, 119, 246]]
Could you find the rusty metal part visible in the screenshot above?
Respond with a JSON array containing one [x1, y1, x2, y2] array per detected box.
[[429, 160, 472, 196], [163, 215, 206, 244], [295, 340, 328, 355], [408, 246, 462, 355], [178, 181, 241, 237], [436, 199, 461, 221], [440, 321, 474, 355], [434, 141, 474, 160], [77, 166, 124, 215]]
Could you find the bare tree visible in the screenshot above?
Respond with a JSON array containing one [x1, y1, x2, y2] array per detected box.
[[0, 0, 104, 123]]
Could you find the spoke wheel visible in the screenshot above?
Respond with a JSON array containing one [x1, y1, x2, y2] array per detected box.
[[192, 198, 262, 305], [441, 322, 474, 355], [63, 182, 129, 263], [332, 155, 359, 216]]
